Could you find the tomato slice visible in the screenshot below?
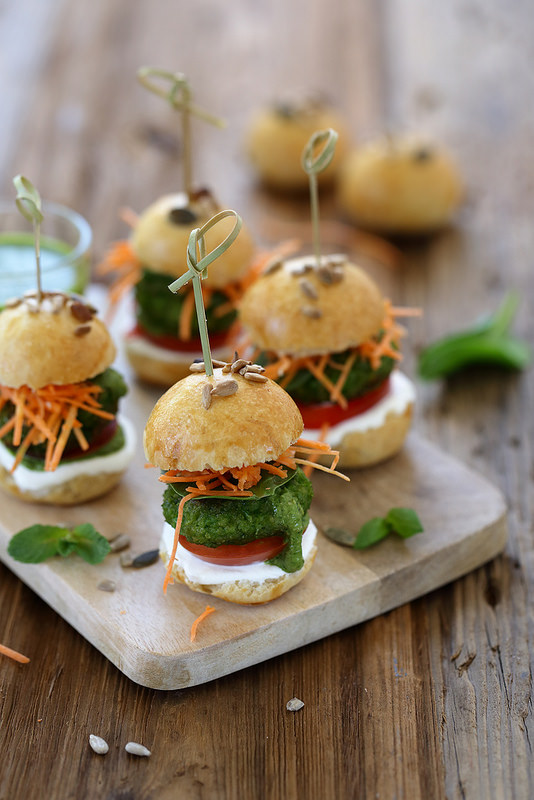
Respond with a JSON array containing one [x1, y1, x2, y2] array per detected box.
[[62, 420, 118, 460], [297, 377, 391, 429], [129, 323, 229, 353], [179, 534, 287, 566]]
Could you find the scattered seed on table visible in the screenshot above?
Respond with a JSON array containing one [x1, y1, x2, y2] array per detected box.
[[286, 697, 305, 712], [89, 734, 109, 755], [120, 552, 134, 568], [109, 534, 131, 553], [97, 580, 116, 593], [132, 550, 160, 569], [125, 741, 151, 757]]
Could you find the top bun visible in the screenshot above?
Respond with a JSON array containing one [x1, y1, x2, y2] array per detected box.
[[130, 191, 255, 288], [144, 368, 303, 472], [246, 99, 349, 190], [239, 256, 385, 357], [0, 292, 116, 389], [337, 134, 463, 233]]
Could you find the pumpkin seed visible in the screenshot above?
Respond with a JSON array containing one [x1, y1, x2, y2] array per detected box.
[[323, 527, 356, 547], [109, 534, 131, 553], [132, 550, 160, 569]]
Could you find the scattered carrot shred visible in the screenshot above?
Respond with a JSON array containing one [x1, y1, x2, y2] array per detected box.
[[190, 606, 216, 642], [0, 642, 30, 664], [0, 382, 115, 473]]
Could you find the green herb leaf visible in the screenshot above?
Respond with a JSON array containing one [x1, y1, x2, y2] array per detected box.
[[8, 525, 66, 563], [7, 523, 110, 564], [385, 508, 424, 538], [168, 467, 298, 501], [353, 518, 391, 549], [418, 292, 532, 380]]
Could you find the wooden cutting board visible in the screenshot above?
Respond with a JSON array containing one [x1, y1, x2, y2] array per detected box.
[[0, 289, 507, 689], [0, 397, 506, 689]]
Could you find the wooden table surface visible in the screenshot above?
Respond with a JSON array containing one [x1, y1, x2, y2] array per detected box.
[[1, 1, 533, 798]]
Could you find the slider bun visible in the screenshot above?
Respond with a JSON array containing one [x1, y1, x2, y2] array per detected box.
[[239, 257, 385, 356], [336, 402, 414, 468], [337, 135, 463, 234], [144, 368, 303, 472], [0, 295, 115, 389], [0, 463, 125, 505], [160, 538, 317, 604], [246, 103, 349, 190], [124, 334, 234, 387], [131, 193, 255, 287]]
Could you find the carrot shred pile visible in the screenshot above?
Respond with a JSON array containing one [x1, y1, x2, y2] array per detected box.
[[0, 642, 30, 664], [190, 606, 216, 642], [0, 382, 114, 472], [263, 302, 421, 407], [157, 437, 347, 594], [98, 237, 300, 340]]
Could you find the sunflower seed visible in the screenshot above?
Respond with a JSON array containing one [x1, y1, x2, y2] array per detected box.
[[74, 324, 92, 337], [221, 363, 232, 373], [244, 364, 265, 374], [291, 262, 314, 276], [243, 372, 268, 383], [262, 259, 282, 276], [230, 358, 250, 373], [109, 534, 131, 553], [132, 549, 160, 569], [299, 279, 318, 300], [69, 301, 94, 322], [211, 359, 228, 368], [202, 383, 212, 409], [89, 734, 109, 755], [210, 379, 238, 397], [286, 697, 305, 712], [4, 297, 21, 308], [97, 580, 116, 593], [190, 362, 206, 373], [323, 527, 356, 547], [120, 552, 134, 568], [317, 265, 344, 285], [125, 741, 151, 757], [301, 306, 322, 319]]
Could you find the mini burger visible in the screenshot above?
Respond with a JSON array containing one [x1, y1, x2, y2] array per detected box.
[[144, 356, 343, 604], [99, 188, 256, 386], [239, 255, 418, 468], [0, 291, 135, 504]]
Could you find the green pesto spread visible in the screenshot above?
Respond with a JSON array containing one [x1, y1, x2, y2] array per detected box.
[[258, 346, 396, 404], [135, 268, 236, 338], [162, 467, 314, 573]]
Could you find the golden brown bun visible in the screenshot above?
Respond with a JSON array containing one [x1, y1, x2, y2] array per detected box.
[[160, 537, 317, 604], [144, 368, 303, 472], [246, 102, 350, 190], [0, 463, 125, 505], [337, 135, 463, 233], [124, 334, 233, 388], [239, 256, 385, 356], [0, 293, 116, 389], [335, 403, 413, 468], [130, 193, 255, 287]]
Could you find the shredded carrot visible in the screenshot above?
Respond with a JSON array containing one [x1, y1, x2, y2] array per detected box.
[[164, 494, 193, 594], [302, 422, 330, 478], [190, 606, 216, 642], [0, 380, 116, 473], [0, 642, 30, 664]]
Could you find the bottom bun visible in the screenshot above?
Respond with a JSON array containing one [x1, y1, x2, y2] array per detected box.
[[125, 332, 232, 387], [0, 465, 126, 505], [0, 417, 136, 505], [335, 403, 413, 468], [160, 519, 318, 604]]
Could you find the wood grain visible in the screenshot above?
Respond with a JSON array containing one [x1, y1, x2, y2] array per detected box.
[[1, 0, 533, 797]]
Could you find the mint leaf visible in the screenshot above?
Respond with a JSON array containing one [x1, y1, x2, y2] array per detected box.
[[70, 523, 110, 564], [353, 518, 391, 550], [385, 508, 424, 538], [8, 525, 66, 563], [7, 522, 110, 565]]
